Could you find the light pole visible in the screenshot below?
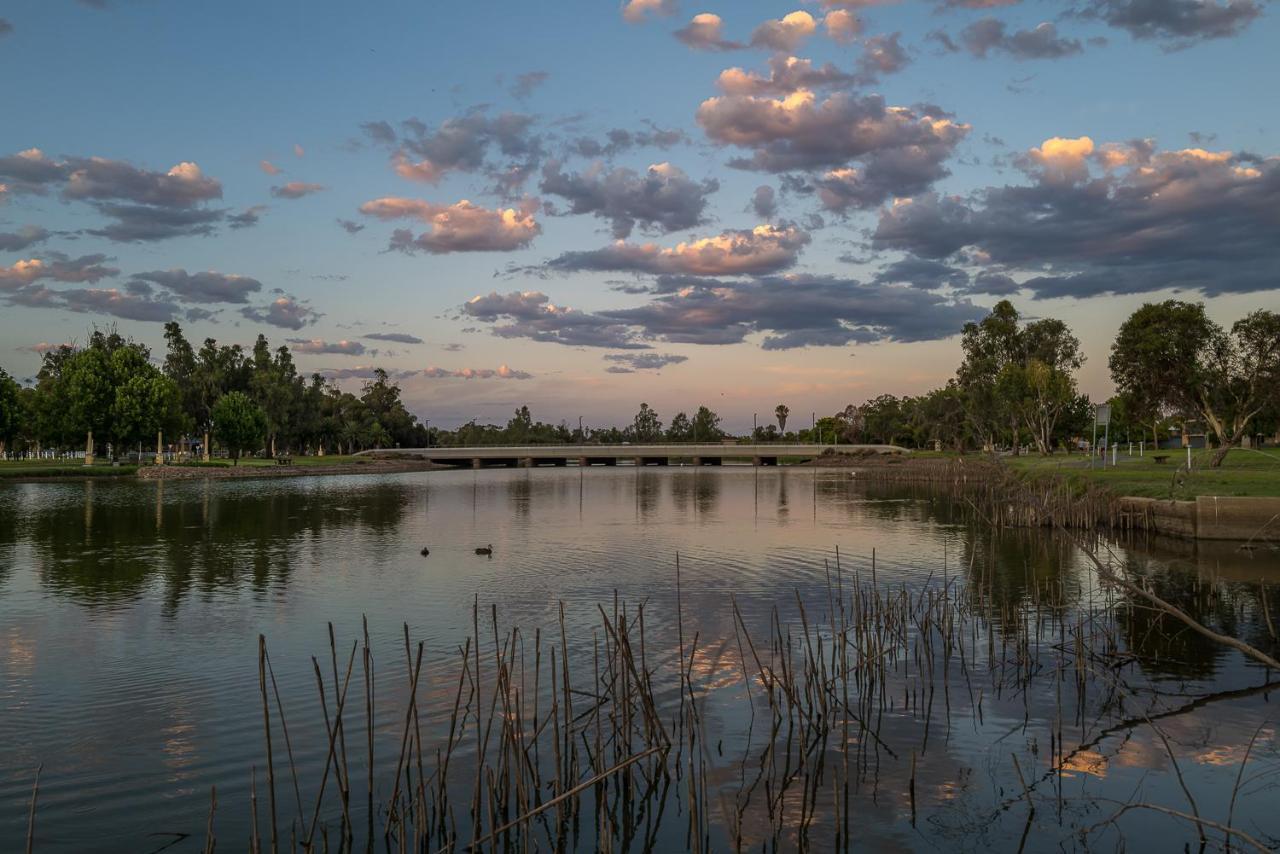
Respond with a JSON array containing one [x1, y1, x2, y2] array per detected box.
[[425, 419, 430, 448], [753, 412, 757, 441], [578, 415, 583, 443]]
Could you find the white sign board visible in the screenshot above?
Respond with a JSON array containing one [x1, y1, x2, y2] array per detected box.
[[1095, 404, 1111, 426]]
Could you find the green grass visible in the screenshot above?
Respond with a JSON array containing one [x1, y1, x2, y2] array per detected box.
[[1006, 447, 1280, 499], [186, 454, 372, 468], [0, 460, 138, 479]]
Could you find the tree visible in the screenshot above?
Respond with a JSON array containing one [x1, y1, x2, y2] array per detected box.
[[0, 368, 22, 458], [692, 406, 722, 442], [957, 301, 1024, 452], [111, 369, 181, 453], [667, 412, 692, 442], [212, 391, 268, 465], [632, 403, 663, 442], [774, 404, 789, 433], [1110, 301, 1280, 466]]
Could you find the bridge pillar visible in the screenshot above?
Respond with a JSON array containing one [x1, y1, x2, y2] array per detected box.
[[690, 456, 701, 466], [519, 457, 534, 468], [753, 456, 778, 466], [472, 458, 482, 469]]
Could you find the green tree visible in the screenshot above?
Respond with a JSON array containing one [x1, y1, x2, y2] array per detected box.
[[212, 391, 268, 465], [692, 406, 722, 442], [1110, 301, 1280, 466], [666, 412, 692, 442], [0, 368, 22, 458], [112, 369, 181, 453], [774, 404, 789, 433], [631, 403, 663, 441]]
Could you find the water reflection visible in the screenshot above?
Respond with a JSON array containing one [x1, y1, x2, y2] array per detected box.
[[0, 467, 1276, 851]]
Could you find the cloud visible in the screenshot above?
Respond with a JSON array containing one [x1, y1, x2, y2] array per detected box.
[[131, 269, 263, 304], [857, 32, 912, 78], [675, 13, 744, 50], [603, 352, 688, 372], [463, 290, 648, 349], [0, 18, 13, 37], [873, 256, 969, 290], [750, 11, 818, 51], [873, 141, 1280, 298], [260, 160, 282, 175], [318, 366, 392, 381], [1079, 0, 1261, 47], [622, 0, 677, 23], [751, 185, 778, 219], [600, 275, 986, 348], [286, 338, 367, 356], [0, 253, 119, 288], [63, 157, 222, 207], [228, 205, 266, 229], [0, 149, 70, 195], [421, 364, 533, 380], [545, 224, 811, 277], [55, 287, 179, 322], [19, 342, 71, 355], [697, 88, 969, 175], [363, 109, 540, 188], [958, 18, 1084, 59], [936, 0, 1021, 8], [0, 226, 50, 252], [364, 332, 424, 344], [568, 124, 690, 159], [511, 70, 550, 98], [716, 55, 857, 96], [539, 161, 718, 238], [271, 181, 326, 199], [361, 197, 541, 253], [0, 150, 229, 241], [240, 295, 321, 330], [294, 144, 305, 157], [824, 10, 863, 43], [336, 218, 365, 234]]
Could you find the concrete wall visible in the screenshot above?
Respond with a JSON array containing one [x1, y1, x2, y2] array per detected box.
[[1195, 496, 1280, 542], [1118, 495, 1280, 541]]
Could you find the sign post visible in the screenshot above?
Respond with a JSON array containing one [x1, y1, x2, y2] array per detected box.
[[1093, 404, 1111, 468]]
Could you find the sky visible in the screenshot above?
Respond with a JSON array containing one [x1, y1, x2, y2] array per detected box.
[[1, 0, 1277, 431]]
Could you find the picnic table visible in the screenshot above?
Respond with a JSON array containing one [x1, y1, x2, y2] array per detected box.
[[276, 456, 293, 466], [1152, 454, 1169, 464]]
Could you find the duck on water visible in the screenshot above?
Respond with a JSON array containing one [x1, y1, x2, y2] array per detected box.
[[475, 544, 493, 556]]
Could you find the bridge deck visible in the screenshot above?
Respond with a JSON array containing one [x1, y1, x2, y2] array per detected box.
[[357, 443, 906, 466]]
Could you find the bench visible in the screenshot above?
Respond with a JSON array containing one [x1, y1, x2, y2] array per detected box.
[[1152, 454, 1169, 464], [276, 457, 293, 466]]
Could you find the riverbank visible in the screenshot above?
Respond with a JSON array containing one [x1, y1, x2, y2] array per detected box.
[[136, 457, 448, 480]]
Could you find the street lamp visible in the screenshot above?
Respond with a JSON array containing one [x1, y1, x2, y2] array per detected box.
[[425, 419, 430, 448]]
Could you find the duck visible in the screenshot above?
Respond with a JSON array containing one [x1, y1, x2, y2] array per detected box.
[[420, 547, 430, 556], [474, 544, 493, 556]]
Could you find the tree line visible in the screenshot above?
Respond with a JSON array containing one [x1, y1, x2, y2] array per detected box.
[[1, 300, 1276, 467]]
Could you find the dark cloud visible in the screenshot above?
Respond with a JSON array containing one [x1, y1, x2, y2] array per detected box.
[[62, 157, 222, 207], [604, 352, 688, 372], [539, 161, 718, 238], [0, 149, 70, 194], [544, 225, 811, 277], [240, 295, 321, 330], [56, 287, 179, 322], [0, 226, 50, 252], [715, 55, 858, 96], [336, 218, 365, 234], [965, 270, 1022, 295], [270, 181, 325, 199], [85, 203, 225, 242], [466, 277, 983, 351], [0, 18, 13, 37], [131, 269, 263, 304], [1078, 0, 1261, 47], [697, 89, 969, 176], [751, 185, 777, 219], [857, 32, 912, 79], [361, 109, 541, 188], [874, 142, 1280, 298], [228, 205, 266, 229], [463, 291, 648, 349], [958, 18, 1084, 59], [873, 257, 969, 290], [442, 342, 465, 352], [567, 124, 689, 159], [603, 275, 986, 349], [510, 70, 550, 99], [286, 338, 367, 356], [363, 332, 424, 344]]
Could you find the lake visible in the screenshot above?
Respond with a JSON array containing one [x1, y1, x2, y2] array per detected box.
[[0, 466, 1276, 851]]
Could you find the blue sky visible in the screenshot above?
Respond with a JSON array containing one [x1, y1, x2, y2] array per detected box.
[[2, 0, 1277, 429]]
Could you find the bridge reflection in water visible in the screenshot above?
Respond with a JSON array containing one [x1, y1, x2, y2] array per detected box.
[[357, 442, 907, 468]]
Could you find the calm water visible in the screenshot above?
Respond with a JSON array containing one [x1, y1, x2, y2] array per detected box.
[[0, 467, 1277, 851]]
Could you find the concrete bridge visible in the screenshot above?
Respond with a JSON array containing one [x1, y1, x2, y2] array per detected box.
[[357, 443, 907, 469]]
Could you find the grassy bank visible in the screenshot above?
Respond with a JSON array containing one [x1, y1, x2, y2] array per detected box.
[[0, 460, 138, 479], [1007, 447, 1280, 499]]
